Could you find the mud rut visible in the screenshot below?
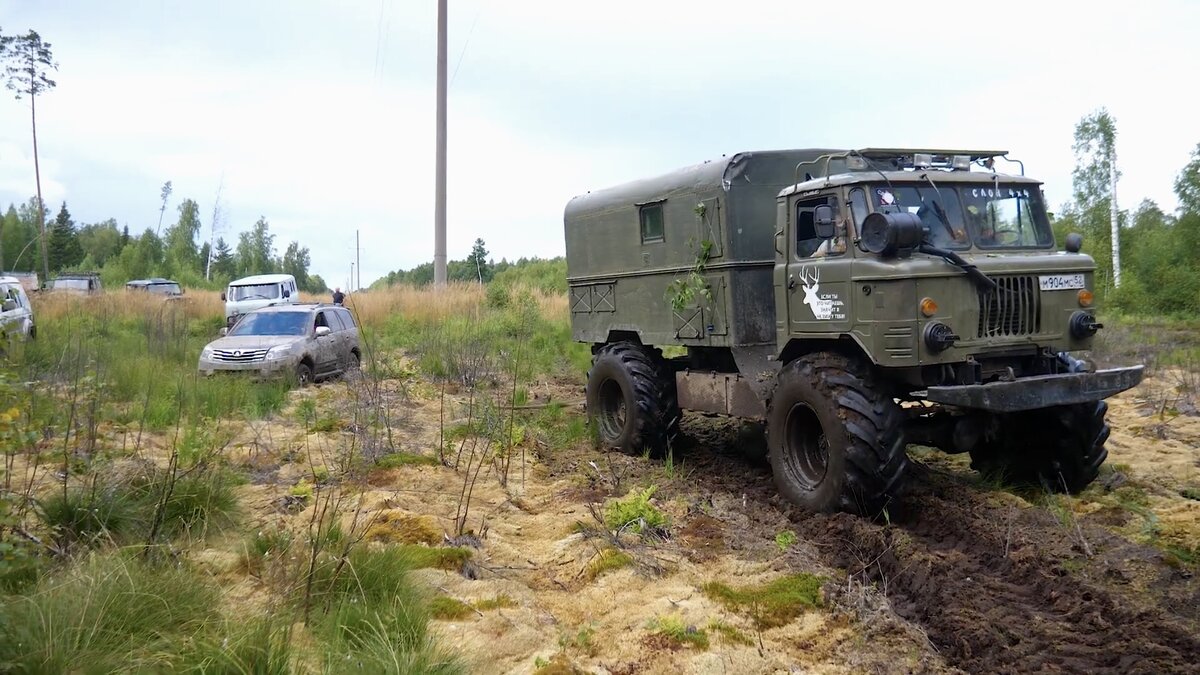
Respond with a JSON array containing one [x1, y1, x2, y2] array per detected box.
[[662, 417, 1200, 674]]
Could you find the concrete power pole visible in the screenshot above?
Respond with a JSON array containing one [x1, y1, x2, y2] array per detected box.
[[1110, 144, 1121, 288], [433, 0, 448, 286]]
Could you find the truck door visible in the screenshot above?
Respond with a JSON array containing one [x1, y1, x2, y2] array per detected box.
[[785, 194, 853, 335]]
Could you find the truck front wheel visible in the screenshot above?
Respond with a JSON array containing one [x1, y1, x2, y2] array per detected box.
[[970, 401, 1110, 493], [766, 353, 910, 515], [586, 342, 676, 455]]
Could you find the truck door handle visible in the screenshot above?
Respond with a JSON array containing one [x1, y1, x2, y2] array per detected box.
[[788, 275, 796, 290]]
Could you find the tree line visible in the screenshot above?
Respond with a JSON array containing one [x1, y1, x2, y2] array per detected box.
[[1054, 108, 1200, 317], [372, 237, 566, 292], [0, 196, 328, 293]]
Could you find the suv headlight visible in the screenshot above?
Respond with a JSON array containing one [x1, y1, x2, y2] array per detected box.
[[265, 345, 295, 361], [200, 346, 215, 360]]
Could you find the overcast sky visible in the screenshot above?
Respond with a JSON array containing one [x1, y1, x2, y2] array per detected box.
[[2, 1, 1198, 288]]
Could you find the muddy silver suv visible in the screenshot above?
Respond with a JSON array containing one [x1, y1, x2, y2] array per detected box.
[[198, 304, 361, 384]]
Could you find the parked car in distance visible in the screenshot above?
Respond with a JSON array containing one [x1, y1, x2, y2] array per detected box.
[[221, 274, 298, 328], [198, 303, 360, 384], [126, 278, 184, 297], [48, 272, 102, 294], [0, 275, 36, 340]]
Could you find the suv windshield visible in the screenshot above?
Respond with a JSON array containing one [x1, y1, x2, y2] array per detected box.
[[229, 311, 310, 336], [229, 283, 280, 301], [868, 182, 1053, 250], [961, 184, 1054, 248], [872, 185, 968, 249]]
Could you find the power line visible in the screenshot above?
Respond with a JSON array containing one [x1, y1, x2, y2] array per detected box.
[[450, 1, 483, 87]]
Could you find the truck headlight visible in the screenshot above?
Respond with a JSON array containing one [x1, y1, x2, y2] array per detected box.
[[924, 322, 959, 352], [1070, 311, 1103, 338]]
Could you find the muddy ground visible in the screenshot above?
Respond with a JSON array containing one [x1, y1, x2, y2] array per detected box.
[[193, 369, 1200, 674]]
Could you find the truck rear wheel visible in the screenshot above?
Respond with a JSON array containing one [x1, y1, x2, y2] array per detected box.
[[766, 353, 910, 515], [970, 401, 1109, 493], [586, 342, 677, 455]]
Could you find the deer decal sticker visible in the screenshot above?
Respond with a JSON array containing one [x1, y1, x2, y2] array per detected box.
[[798, 266, 834, 320]]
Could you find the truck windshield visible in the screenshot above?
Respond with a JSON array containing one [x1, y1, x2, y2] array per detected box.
[[871, 186, 969, 249], [229, 283, 280, 301], [961, 184, 1054, 248], [52, 278, 92, 291], [229, 312, 309, 336]]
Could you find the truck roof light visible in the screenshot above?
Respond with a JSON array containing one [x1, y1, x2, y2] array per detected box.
[[952, 155, 971, 170], [913, 153, 933, 169], [846, 155, 868, 170]]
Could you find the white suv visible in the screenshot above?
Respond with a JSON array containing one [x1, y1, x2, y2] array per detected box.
[[0, 276, 36, 340]]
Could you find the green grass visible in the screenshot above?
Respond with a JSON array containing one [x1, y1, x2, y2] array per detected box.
[[707, 619, 753, 646], [303, 547, 462, 673], [374, 452, 441, 469], [702, 573, 824, 629], [0, 552, 221, 673], [392, 544, 472, 571]]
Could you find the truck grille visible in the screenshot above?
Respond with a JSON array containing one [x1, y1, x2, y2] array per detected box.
[[211, 348, 268, 363], [977, 276, 1040, 338]]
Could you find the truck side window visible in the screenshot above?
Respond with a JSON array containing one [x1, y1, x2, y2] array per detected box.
[[639, 202, 664, 244], [849, 188, 869, 232], [795, 196, 841, 258]]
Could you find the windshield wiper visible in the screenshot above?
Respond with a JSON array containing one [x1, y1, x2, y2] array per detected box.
[[919, 173, 957, 239], [917, 242, 997, 292]]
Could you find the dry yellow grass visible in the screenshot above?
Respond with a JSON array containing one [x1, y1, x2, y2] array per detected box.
[[30, 289, 224, 323]]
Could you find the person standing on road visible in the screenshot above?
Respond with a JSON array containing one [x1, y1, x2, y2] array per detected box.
[[332, 287, 346, 305]]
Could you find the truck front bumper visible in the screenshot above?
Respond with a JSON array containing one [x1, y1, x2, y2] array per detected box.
[[916, 366, 1144, 413]]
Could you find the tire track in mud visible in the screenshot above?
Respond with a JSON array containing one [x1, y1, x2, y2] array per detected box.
[[670, 420, 1200, 674], [792, 490, 1200, 674]]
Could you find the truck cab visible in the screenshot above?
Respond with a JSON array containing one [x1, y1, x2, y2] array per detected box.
[[222, 274, 299, 328]]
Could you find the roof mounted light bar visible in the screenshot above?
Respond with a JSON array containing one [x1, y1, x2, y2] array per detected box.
[[792, 147, 1018, 189]]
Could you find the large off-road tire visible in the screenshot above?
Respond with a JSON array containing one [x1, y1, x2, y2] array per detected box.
[[766, 352, 911, 515], [586, 342, 678, 455], [970, 401, 1110, 493]]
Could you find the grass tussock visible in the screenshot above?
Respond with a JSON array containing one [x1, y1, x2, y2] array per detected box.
[[702, 573, 824, 629], [364, 511, 443, 545]]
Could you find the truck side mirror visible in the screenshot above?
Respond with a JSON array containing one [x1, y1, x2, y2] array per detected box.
[[282, 289, 291, 299], [814, 205, 836, 239], [220, 292, 226, 301]]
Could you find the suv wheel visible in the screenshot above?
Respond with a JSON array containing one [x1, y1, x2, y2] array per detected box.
[[295, 362, 313, 386]]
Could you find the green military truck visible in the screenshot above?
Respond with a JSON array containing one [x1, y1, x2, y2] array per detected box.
[[564, 148, 1143, 514]]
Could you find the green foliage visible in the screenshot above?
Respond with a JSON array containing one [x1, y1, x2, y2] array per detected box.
[[603, 486, 667, 533], [0, 493, 41, 591], [774, 530, 797, 552], [392, 544, 472, 570], [702, 573, 823, 629], [666, 238, 714, 313], [646, 615, 709, 649], [374, 452, 441, 469], [47, 202, 83, 273]]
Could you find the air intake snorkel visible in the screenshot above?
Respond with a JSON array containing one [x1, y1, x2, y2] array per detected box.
[[861, 212, 998, 292]]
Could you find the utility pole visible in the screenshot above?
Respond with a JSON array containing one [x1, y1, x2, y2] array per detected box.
[[1110, 144, 1121, 288], [356, 229, 361, 291], [433, 0, 448, 286], [350, 262, 355, 293]]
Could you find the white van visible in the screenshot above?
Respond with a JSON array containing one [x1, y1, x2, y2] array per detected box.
[[0, 275, 36, 340], [222, 274, 298, 328]]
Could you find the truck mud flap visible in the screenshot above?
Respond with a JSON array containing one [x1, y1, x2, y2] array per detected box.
[[915, 365, 1144, 413]]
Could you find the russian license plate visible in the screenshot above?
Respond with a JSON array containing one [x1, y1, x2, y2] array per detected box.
[[1039, 274, 1086, 291]]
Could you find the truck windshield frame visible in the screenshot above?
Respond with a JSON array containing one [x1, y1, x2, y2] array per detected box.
[[863, 182, 1055, 251], [229, 283, 281, 301]]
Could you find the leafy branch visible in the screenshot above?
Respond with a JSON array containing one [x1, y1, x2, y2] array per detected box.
[[666, 237, 714, 313]]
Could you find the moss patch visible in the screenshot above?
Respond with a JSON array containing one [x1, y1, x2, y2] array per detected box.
[[430, 596, 474, 620], [394, 544, 472, 570], [584, 548, 632, 581], [603, 486, 667, 533], [646, 615, 708, 650], [702, 573, 823, 629], [474, 595, 517, 611], [364, 510, 442, 545], [374, 452, 440, 469]]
